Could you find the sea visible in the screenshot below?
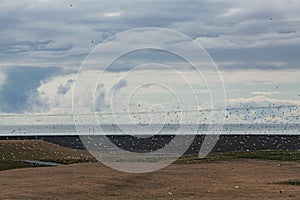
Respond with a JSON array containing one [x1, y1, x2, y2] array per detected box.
[[0, 123, 299, 136]]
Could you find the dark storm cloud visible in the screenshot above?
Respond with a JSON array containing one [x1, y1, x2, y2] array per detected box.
[[0, 66, 59, 113], [0, 0, 299, 71], [0, 0, 300, 71], [0, 0, 231, 70]]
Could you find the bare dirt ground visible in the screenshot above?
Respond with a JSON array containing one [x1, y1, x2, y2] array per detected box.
[[0, 160, 299, 200]]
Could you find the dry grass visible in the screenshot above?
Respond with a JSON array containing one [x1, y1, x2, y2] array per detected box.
[[0, 140, 96, 170], [175, 150, 300, 164], [0, 140, 299, 199], [277, 179, 300, 186], [0, 160, 299, 199], [1, 140, 299, 171]]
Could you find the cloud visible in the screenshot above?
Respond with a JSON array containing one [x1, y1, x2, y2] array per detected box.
[[0, 66, 59, 113], [222, 70, 300, 84], [34, 71, 111, 114], [95, 83, 109, 112], [0, 70, 5, 87], [227, 95, 300, 107], [226, 95, 300, 124], [0, 0, 299, 72], [111, 79, 128, 92], [0, 0, 299, 122], [251, 91, 281, 96], [4, 40, 73, 54], [33, 73, 76, 113], [56, 79, 75, 95], [104, 12, 121, 17]]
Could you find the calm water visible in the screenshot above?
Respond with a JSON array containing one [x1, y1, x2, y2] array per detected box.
[[0, 124, 299, 136]]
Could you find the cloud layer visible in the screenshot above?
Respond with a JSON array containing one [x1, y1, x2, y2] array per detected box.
[[0, 0, 299, 70], [0, 1, 299, 125], [0, 66, 59, 113]]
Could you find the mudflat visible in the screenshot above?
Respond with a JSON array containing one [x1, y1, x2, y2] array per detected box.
[[0, 160, 299, 200]]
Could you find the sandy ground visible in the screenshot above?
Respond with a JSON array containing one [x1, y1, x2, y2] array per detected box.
[[0, 160, 299, 200]]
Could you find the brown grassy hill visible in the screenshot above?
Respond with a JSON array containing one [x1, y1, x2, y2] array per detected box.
[[0, 140, 96, 163]]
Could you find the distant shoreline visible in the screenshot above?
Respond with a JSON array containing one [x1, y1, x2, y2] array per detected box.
[[1, 135, 299, 153]]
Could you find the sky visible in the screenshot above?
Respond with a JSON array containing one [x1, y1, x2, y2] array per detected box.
[[0, 0, 299, 125]]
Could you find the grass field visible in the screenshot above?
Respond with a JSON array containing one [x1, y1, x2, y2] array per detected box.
[[0, 160, 38, 171], [0, 140, 97, 170], [0, 140, 299, 199], [277, 179, 300, 186], [1, 140, 299, 171], [175, 150, 300, 164]]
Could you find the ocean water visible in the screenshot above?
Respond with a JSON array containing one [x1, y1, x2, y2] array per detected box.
[[0, 124, 299, 136]]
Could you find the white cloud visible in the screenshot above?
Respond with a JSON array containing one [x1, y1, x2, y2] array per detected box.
[[104, 12, 121, 17], [32, 73, 77, 113], [223, 8, 244, 17], [111, 79, 128, 92], [221, 70, 300, 85], [0, 0, 299, 126], [11, 68, 300, 115], [226, 95, 300, 124], [0, 70, 5, 86], [251, 91, 281, 96], [227, 95, 300, 106], [23, 69, 218, 124]]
